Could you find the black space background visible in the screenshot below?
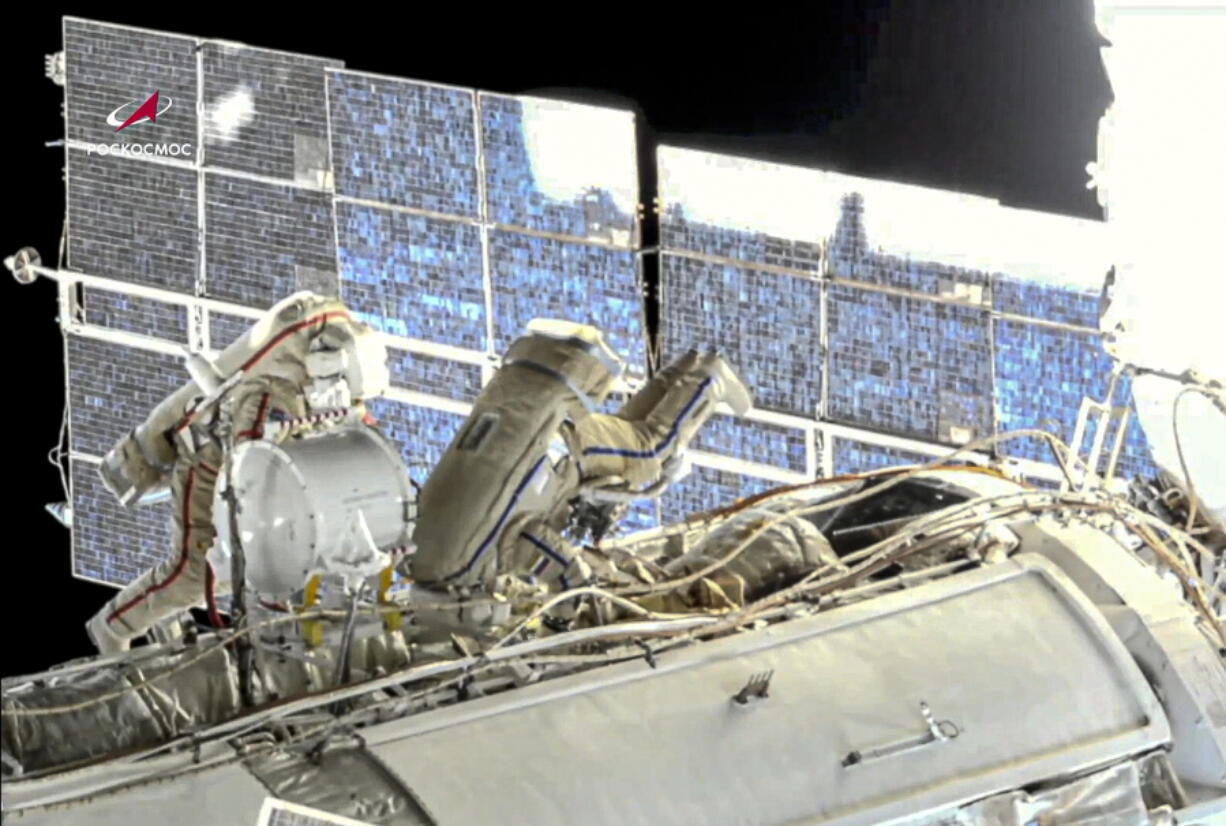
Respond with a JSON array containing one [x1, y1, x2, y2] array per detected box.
[[2, 1, 1112, 676]]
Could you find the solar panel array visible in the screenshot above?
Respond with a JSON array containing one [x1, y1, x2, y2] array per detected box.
[[656, 145, 1158, 521], [55, 18, 1157, 589], [59, 19, 647, 586]]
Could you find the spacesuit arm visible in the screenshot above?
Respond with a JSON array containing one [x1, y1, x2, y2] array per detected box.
[[228, 377, 306, 446]]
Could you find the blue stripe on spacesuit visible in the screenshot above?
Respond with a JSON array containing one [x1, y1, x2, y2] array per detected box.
[[443, 455, 549, 581], [523, 531, 570, 568], [522, 532, 572, 590], [581, 376, 713, 459]]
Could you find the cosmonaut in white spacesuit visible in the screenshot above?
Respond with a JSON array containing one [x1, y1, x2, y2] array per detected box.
[[407, 319, 753, 619], [86, 293, 390, 653]]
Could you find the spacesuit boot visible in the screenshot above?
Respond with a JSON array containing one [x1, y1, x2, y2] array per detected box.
[[573, 349, 754, 489], [85, 610, 134, 654], [615, 349, 703, 420], [695, 349, 753, 416]]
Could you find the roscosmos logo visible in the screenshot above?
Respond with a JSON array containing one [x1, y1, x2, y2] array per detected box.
[[106, 90, 172, 131], [83, 89, 194, 159]]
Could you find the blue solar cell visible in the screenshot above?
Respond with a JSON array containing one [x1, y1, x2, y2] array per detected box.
[[993, 320, 1155, 477], [660, 254, 822, 418], [202, 44, 341, 182], [693, 415, 808, 474], [84, 288, 188, 344], [366, 398, 466, 483], [68, 336, 185, 458], [64, 19, 198, 154], [658, 465, 780, 525], [1024, 475, 1062, 491], [1100, 377, 1160, 482], [387, 349, 483, 402], [481, 95, 637, 242], [72, 458, 172, 587], [67, 149, 199, 294], [657, 202, 822, 274], [329, 72, 478, 217], [993, 275, 1101, 329], [831, 437, 934, 476], [826, 284, 993, 444], [337, 203, 487, 350], [612, 499, 659, 536], [208, 311, 255, 351], [204, 172, 338, 308], [827, 193, 992, 299], [490, 230, 646, 372]]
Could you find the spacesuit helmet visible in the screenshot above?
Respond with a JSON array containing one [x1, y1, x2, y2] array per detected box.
[[523, 318, 625, 404]]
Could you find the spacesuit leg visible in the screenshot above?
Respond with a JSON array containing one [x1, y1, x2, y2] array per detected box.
[[574, 350, 752, 488], [86, 446, 222, 653], [615, 349, 702, 420], [500, 520, 591, 591]]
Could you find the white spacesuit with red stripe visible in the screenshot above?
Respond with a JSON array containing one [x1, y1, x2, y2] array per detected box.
[[86, 294, 389, 654]]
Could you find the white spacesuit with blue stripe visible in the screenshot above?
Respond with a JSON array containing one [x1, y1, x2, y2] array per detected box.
[[408, 321, 752, 602]]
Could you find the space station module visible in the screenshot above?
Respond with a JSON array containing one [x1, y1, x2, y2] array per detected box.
[[408, 319, 753, 619], [86, 292, 390, 653]]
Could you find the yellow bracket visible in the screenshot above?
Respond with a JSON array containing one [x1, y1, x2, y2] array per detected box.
[[379, 566, 402, 632], [298, 574, 324, 647]]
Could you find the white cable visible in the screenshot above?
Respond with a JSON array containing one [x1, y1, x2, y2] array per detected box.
[[45, 406, 70, 501]]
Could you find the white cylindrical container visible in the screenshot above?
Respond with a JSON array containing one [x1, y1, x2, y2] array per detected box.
[[215, 425, 413, 597]]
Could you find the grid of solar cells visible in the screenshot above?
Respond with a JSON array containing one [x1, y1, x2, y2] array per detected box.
[[693, 415, 808, 474], [828, 193, 992, 301], [831, 249, 991, 302], [72, 459, 172, 586], [994, 319, 1097, 463], [208, 311, 256, 351], [993, 275, 1101, 329], [480, 95, 637, 243], [1114, 434, 1159, 481], [1096, 378, 1160, 481], [827, 284, 993, 444], [201, 43, 341, 183], [659, 204, 823, 273], [328, 72, 478, 216], [204, 172, 338, 308], [83, 288, 189, 344], [67, 336, 185, 457], [366, 398, 466, 482], [616, 499, 659, 535], [387, 349, 482, 402], [336, 204, 485, 348], [490, 231, 646, 371], [658, 465, 780, 525], [992, 320, 1154, 475], [831, 437, 935, 476], [63, 19, 198, 154], [1024, 475, 1062, 491], [659, 254, 821, 417], [67, 148, 199, 293]]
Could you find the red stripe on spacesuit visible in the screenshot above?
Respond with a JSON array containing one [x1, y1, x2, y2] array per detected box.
[[174, 310, 350, 432], [236, 393, 272, 442], [205, 563, 226, 628], [108, 467, 197, 624]]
